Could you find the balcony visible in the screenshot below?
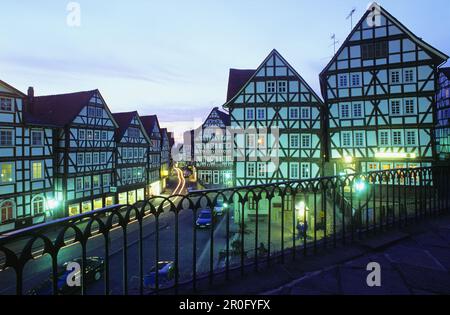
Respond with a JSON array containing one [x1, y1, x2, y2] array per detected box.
[[0, 165, 449, 295]]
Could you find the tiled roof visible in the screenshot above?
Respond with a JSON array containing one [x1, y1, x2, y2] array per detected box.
[[226, 69, 255, 102], [112, 111, 137, 141], [141, 115, 161, 139]]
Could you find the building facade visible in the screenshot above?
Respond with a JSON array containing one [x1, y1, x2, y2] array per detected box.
[[195, 107, 233, 188], [320, 3, 448, 175], [160, 128, 171, 191], [32, 90, 118, 217], [113, 112, 150, 205], [141, 115, 162, 196], [436, 68, 450, 160], [0, 82, 56, 232], [224, 49, 325, 187]]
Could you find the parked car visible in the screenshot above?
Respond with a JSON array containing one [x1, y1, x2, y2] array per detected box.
[[213, 200, 227, 216], [143, 261, 175, 288], [196, 209, 213, 228], [27, 257, 104, 295]]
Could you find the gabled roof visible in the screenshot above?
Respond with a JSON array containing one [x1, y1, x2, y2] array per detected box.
[[440, 67, 450, 80], [203, 107, 230, 127], [140, 115, 161, 139], [223, 49, 324, 108], [112, 111, 150, 142], [226, 69, 256, 102], [31, 90, 100, 127], [320, 2, 448, 78], [0, 79, 26, 97]]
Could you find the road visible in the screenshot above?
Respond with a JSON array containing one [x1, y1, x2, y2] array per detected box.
[[0, 167, 229, 295]]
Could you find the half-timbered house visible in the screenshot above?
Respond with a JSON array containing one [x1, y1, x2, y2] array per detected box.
[[320, 2, 448, 175], [160, 128, 170, 191], [0, 82, 56, 232], [141, 115, 162, 196], [195, 107, 233, 188], [31, 89, 119, 217], [224, 49, 325, 187], [112, 111, 150, 205], [436, 68, 450, 160]]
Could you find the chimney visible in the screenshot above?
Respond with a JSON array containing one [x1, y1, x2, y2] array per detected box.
[[27, 87, 34, 113]]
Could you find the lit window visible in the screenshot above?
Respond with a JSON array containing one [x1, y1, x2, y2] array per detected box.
[[32, 161, 43, 180], [31, 131, 43, 146], [0, 98, 13, 111], [0, 130, 13, 146], [32, 196, 45, 215], [0, 163, 14, 183], [0, 200, 14, 223], [266, 81, 276, 93]]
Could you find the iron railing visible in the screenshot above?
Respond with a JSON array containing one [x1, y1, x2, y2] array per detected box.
[[0, 165, 449, 295]]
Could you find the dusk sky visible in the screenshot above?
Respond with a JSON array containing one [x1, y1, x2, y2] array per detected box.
[[1, 0, 449, 142]]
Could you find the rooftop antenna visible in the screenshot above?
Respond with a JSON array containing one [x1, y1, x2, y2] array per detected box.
[[330, 34, 339, 55], [346, 8, 356, 30]]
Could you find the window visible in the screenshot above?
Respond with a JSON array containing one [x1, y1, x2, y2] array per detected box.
[[290, 163, 299, 179], [87, 106, 96, 117], [0, 98, 13, 111], [77, 153, 84, 165], [341, 104, 350, 118], [256, 109, 265, 120], [139, 148, 144, 158], [101, 131, 108, 141], [290, 134, 299, 148], [406, 131, 417, 146], [76, 177, 83, 191], [353, 104, 362, 118], [339, 75, 348, 87], [301, 163, 310, 179], [277, 81, 287, 93], [379, 131, 390, 146], [79, 130, 85, 140], [0, 201, 14, 223], [93, 175, 100, 188], [301, 108, 310, 119], [0, 130, 13, 146], [134, 148, 139, 158], [246, 134, 255, 148], [85, 153, 92, 165], [354, 132, 365, 147], [94, 131, 100, 140], [257, 163, 266, 177], [391, 71, 401, 84], [351, 74, 360, 86], [32, 196, 45, 215], [31, 131, 43, 146], [301, 134, 311, 148], [93, 153, 99, 164], [103, 174, 110, 187], [84, 176, 91, 190], [404, 99, 415, 115], [392, 131, 402, 146], [128, 128, 139, 138], [391, 100, 401, 115], [404, 69, 415, 83], [247, 163, 255, 177], [246, 108, 254, 120], [96, 108, 103, 118], [100, 152, 106, 164], [87, 130, 93, 140], [290, 108, 299, 119], [362, 41, 388, 60], [0, 163, 14, 184], [257, 135, 266, 147], [267, 81, 276, 93], [342, 132, 352, 147], [32, 162, 43, 180]]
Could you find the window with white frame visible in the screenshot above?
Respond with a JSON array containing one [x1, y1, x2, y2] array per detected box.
[[247, 163, 255, 177], [392, 130, 403, 146], [31, 161, 43, 180], [103, 174, 110, 187], [391, 70, 401, 84], [0, 98, 13, 112], [354, 132, 365, 147], [93, 175, 100, 188], [100, 152, 106, 164], [101, 131, 108, 141], [406, 130, 417, 146], [404, 99, 415, 115], [257, 108, 265, 120], [0, 162, 14, 184], [351, 74, 360, 86], [301, 134, 311, 148], [290, 134, 299, 148], [31, 131, 43, 146], [77, 153, 84, 165], [85, 153, 92, 165], [93, 153, 99, 164], [301, 163, 310, 179], [87, 130, 93, 140], [0, 130, 13, 146], [84, 176, 91, 190], [379, 131, 390, 146], [76, 177, 83, 191], [32, 196, 45, 215], [79, 130, 85, 140], [246, 108, 254, 120], [290, 108, 299, 119], [342, 132, 352, 147], [94, 131, 100, 140], [340, 104, 350, 118], [96, 108, 103, 118], [339, 75, 348, 87], [353, 103, 363, 118], [257, 163, 266, 177], [277, 81, 287, 93], [267, 81, 276, 93], [390, 100, 402, 115], [301, 108, 310, 119], [404, 69, 415, 83], [290, 163, 299, 179]]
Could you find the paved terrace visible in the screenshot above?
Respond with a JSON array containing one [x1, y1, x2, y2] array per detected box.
[[175, 212, 450, 295]]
